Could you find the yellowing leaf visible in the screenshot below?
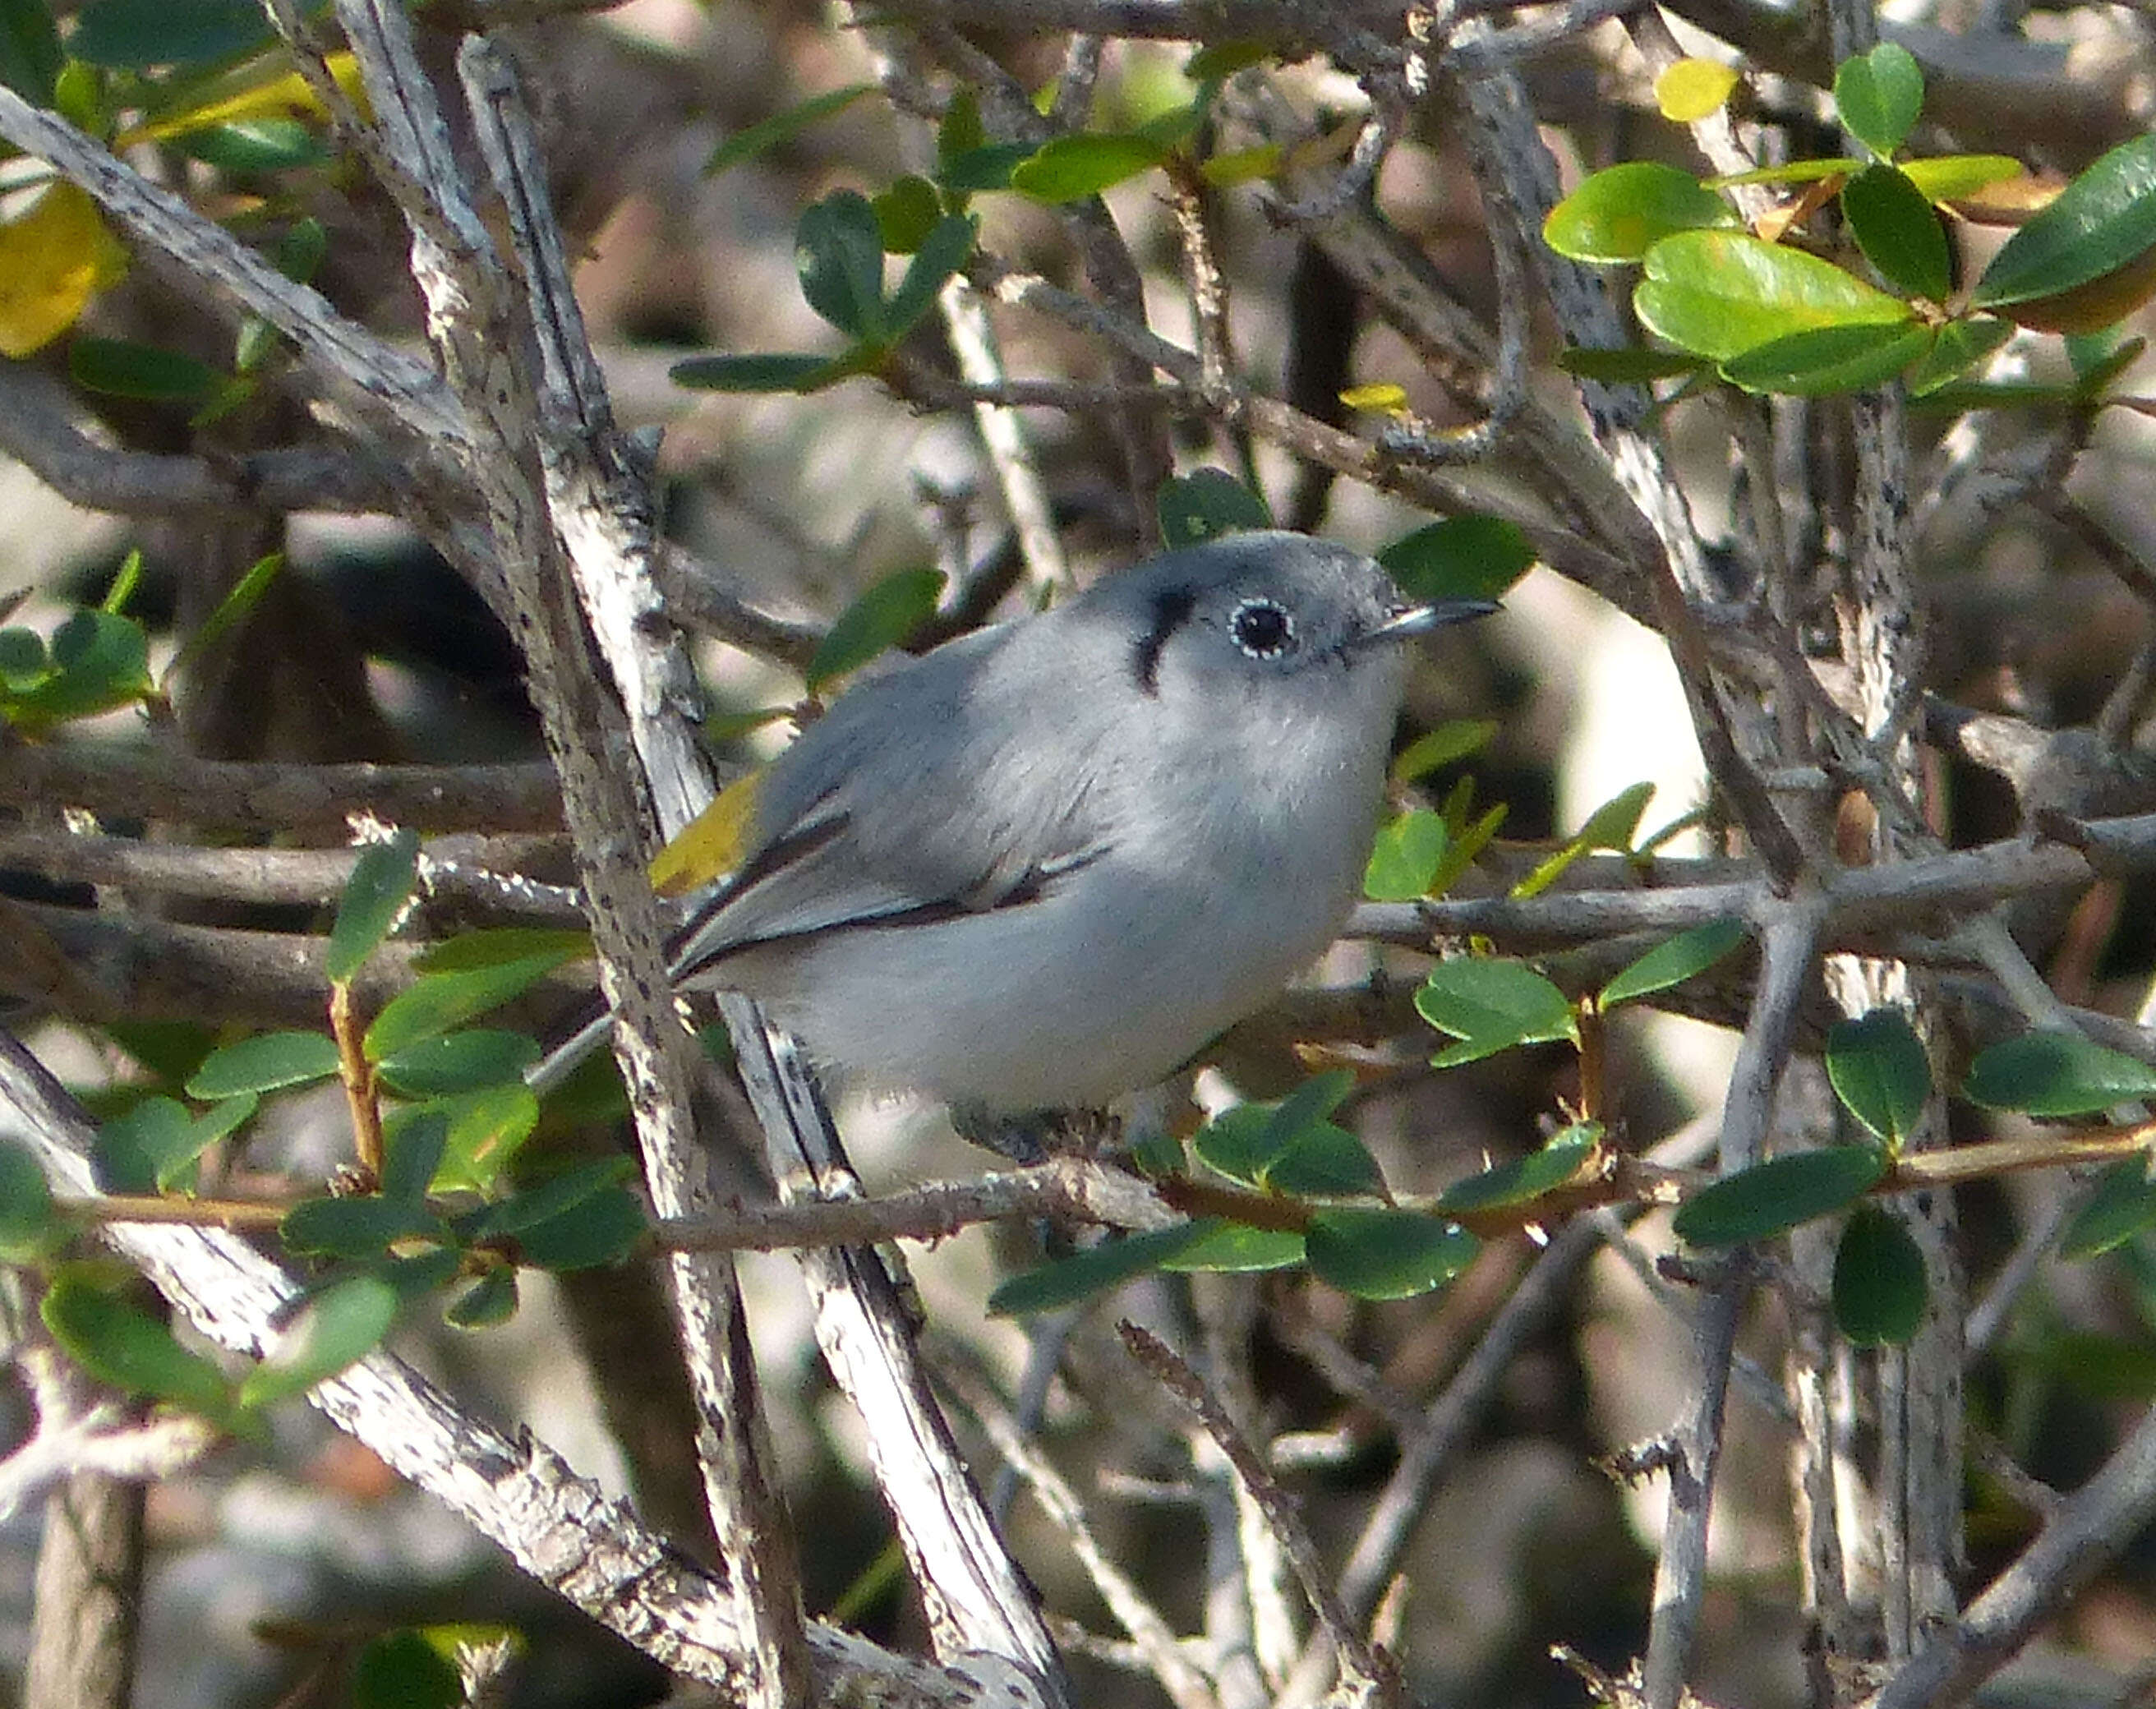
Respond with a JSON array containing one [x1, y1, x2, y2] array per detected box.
[[1655, 58, 1739, 123], [1338, 382, 1409, 413], [0, 183, 127, 357], [651, 769, 762, 898], [120, 52, 363, 145]]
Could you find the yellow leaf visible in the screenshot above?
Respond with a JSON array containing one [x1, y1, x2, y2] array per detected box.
[[1339, 382, 1410, 414], [0, 183, 127, 358], [1655, 58, 1740, 123], [1200, 145, 1283, 187], [119, 51, 365, 146], [650, 769, 762, 898]]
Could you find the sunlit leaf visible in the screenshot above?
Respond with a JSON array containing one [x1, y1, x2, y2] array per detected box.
[[0, 183, 127, 357], [1542, 162, 1740, 265], [1834, 42, 1924, 159], [1655, 58, 1739, 122]]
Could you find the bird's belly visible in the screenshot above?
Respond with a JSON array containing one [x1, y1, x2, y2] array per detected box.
[[726, 871, 1352, 1112]]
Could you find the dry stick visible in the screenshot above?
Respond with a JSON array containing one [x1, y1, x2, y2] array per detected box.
[[937, 1351, 1215, 1709], [311, 7, 809, 1701], [0, 1031, 974, 1705], [1641, 898, 1827, 1709], [1868, 1398, 2156, 1709], [1122, 1324, 1400, 1708], [470, 37, 1066, 1699]]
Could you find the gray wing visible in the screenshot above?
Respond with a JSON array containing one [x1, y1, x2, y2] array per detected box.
[[670, 621, 1120, 983]]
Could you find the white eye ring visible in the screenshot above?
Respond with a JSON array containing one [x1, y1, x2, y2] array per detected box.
[[1230, 597, 1296, 660]]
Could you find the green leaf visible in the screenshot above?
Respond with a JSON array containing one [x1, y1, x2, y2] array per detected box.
[[352, 1630, 464, 1709], [91, 1095, 193, 1193], [1192, 1103, 1283, 1186], [365, 954, 572, 1062], [1841, 164, 1951, 299], [1542, 162, 1741, 264], [468, 1157, 638, 1240], [1905, 316, 2013, 395], [705, 83, 876, 176], [1158, 1223, 1305, 1273], [171, 117, 327, 173], [325, 829, 419, 983], [1834, 42, 1924, 158], [1392, 719, 1499, 783], [2, 609, 152, 732], [938, 88, 986, 163], [1704, 157, 1866, 189], [1636, 230, 1913, 362], [70, 0, 320, 66], [2061, 1159, 2156, 1259], [281, 1195, 445, 1259], [1901, 154, 2023, 203], [444, 1267, 521, 1329], [506, 1186, 649, 1271], [1578, 780, 1656, 850], [185, 1030, 340, 1099], [0, 626, 47, 691], [1600, 919, 1748, 1007], [0, 1135, 62, 1260], [1827, 1009, 1933, 1145], [375, 1030, 540, 1098], [1364, 810, 1450, 901], [409, 928, 589, 975], [94, 1092, 254, 1193], [988, 1223, 1209, 1315], [1265, 1123, 1386, 1199], [1184, 39, 1275, 77], [166, 550, 282, 681], [1011, 132, 1168, 203], [1377, 515, 1536, 605], [938, 141, 1032, 194], [380, 1108, 449, 1203], [1305, 1209, 1478, 1300], [669, 352, 854, 394], [1416, 959, 1578, 1066], [274, 216, 326, 284], [1157, 469, 1272, 547], [1963, 1031, 2156, 1115], [1436, 1123, 1601, 1216], [236, 1274, 397, 1411], [885, 213, 977, 336], [1718, 320, 1935, 397], [1832, 1202, 1927, 1345], [805, 567, 944, 693], [0, 0, 62, 101], [43, 1268, 230, 1413], [873, 175, 943, 253], [420, 1085, 541, 1195], [796, 189, 887, 341], [1672, 1145, 1886, 1246], [1555, 345, 1715, 384], [1972, 135, 2156, 312], [68, 335, 220, 401]]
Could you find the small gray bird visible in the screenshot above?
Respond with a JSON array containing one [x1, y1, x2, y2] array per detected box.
[[534, 531, 1493, 1112]]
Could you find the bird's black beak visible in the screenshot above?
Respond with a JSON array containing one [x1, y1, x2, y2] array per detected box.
[[1361, 597, 1500, 647]]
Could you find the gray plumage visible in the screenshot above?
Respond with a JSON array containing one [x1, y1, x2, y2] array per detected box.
[[534, 530, 1491, 1112]]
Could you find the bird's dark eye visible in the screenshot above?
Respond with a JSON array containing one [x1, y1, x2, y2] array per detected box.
[[1230, 597, 1296, 660]]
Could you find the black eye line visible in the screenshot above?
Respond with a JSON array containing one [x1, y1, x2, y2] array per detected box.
[[1131, 586, 1198, 697]]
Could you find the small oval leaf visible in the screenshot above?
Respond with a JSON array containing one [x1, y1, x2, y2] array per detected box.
[[1841, 163, 1952, 300], [185, 1031, 341, 1099], [1416, 959, 1577, 1066], [1365, 810, 1451, 901], [0, 1137, 62, 1260], [1601, 919, 1748, 1007], [1637, 230, 1910, 362], [1673, 1145, 1886, 1247], [1827, 1009, 1933, 1145], [237, 1274, 398, 1410], [1377, 515, 1536, 604], [43, 1269, 231, 1414], [796, 189, 887, 340], [1011, 132, 1168, 203], [1833, 1202, 1928, 1345], [1718, 320, 1933, 396], [1834, 42, 1924, 159], [805, 568, 945, 693], [1157, 469, 1272, 548], [1972, 136, 2156, 316], [325, 829, 420, 983], [1963, 1031, 2156, 1116], [1655, 58, 1739, 122], [1437, 1124, 1601, 1216], [988, 1222, 1212, 1315], [1306, 1209, 1478, 1300], [1542, 162, 1741, 265]]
